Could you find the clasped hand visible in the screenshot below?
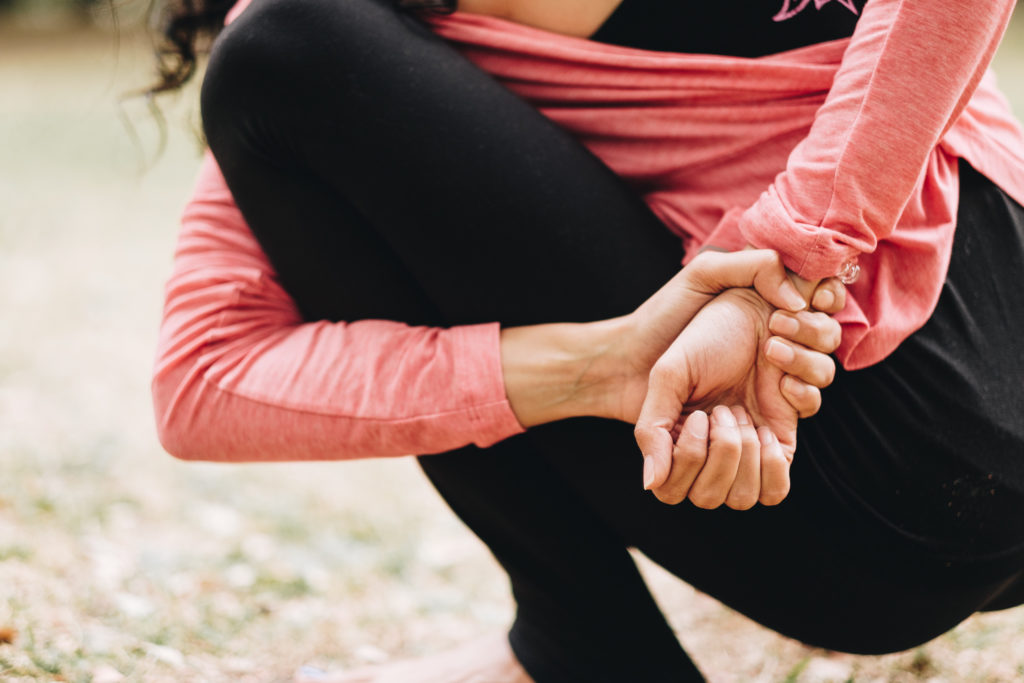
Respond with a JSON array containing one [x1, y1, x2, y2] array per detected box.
[[618, 250, 845, 509]]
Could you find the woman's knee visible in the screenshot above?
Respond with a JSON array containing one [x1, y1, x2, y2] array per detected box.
[[201, 0, 408, 137]]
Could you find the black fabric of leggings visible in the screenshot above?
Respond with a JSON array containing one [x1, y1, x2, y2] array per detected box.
[[200, 0, 1024, 680]]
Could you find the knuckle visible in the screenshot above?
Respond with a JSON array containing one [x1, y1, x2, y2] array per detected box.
[[799, 357, 833, 389], [829, 327, 843, 353], [759, 483, 791, 506], [710, 433, 742, 459], [833, 282, 848, 305], [810, 314, 839, 347], [740, 430, 760, 450], [692, 250, 714, 268], [818, 360, 836, 387], [764, 250, 783, 269], [782, 373, 804, 398], [687, 251, 715, 281], [807, 310, 829, 328], [675, 446, 707, 468], [654, 489, 685, 505], [689, 490, 723, 509], [800, 390, 823, 417], [726, 489, 758, 510], [813, 314, 842, 348], [633, 424, 652, 444]]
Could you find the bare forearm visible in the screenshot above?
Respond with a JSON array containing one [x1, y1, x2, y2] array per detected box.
[[499, 319, 627, 427], [498, 250, 830, 430]]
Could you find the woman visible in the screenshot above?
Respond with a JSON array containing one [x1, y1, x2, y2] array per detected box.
[[151, 0, 1024, 680]]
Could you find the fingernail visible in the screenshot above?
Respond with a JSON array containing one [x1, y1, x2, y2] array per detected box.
[[713, 405, 737, 428], [782, 283, 806, 312], [769, 312, 799, 337], [731, 406, 750, 426], [813, 289, 835, 310], [687, 410, 710, 438], [758, 426, 773, 447], [766, 338, 795, 364], [643, 456, 656, 490]]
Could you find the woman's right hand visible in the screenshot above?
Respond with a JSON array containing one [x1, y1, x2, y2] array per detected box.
[[608, 250, 842, 423], [631, 285, 842, 508], [500, 249, 844, 508], [609, 251, 844, 508]]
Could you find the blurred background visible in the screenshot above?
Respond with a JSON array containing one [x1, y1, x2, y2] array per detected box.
[[1, 2, 1023, 681]]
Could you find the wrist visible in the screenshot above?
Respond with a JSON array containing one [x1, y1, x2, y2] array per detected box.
[[500, 318, 627, 427]]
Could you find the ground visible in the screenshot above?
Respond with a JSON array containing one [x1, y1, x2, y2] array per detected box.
[[1, 12, 1024, 683]]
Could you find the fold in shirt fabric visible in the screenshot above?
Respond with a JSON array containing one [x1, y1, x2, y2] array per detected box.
[[153, 0, 1024, 462], [424, 1, 1024, 369]]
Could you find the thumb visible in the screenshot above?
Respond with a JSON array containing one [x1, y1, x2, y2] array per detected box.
[[634, 359, 694, 490], [686, 250, 806, 312]]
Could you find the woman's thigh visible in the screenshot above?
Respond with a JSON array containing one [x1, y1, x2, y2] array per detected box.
[[201, 0, 685, 327], [201, 0, 1024, 659], [527, 413, 1017, 656], [202, 7, 701, 674], [796, 163, 1024, 568], [526, 163, 1024, 654]]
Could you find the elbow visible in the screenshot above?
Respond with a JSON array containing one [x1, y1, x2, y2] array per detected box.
[[152, 368, 224, 463], [154, 412, 204, 463], [153, 391, 204, 463]]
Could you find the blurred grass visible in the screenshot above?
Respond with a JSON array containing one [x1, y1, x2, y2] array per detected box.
[[0, 8, 1023, 683]]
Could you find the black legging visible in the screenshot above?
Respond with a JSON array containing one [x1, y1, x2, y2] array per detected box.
[[200, 0, 1024, 680]]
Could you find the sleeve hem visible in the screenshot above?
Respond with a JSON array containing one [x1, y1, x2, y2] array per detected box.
[[451, 322, 526, 448], [738, 188, 862, 280]]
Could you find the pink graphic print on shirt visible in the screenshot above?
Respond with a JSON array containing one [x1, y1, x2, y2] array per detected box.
[[774, 0, 859, 22]]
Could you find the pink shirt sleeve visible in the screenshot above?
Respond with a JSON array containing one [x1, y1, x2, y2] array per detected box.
[[739, 0, 1017, 280], [152, 153, 525, 462]]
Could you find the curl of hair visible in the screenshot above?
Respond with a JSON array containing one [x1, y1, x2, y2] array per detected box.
[[148, 0, 235, 96], [145, 0, 459, 96]]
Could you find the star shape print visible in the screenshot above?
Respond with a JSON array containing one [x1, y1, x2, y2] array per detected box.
[[773, 0, 860, 22]]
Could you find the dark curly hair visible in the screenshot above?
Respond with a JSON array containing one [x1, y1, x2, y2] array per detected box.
[[148, 0, 235, 96], [146, 0, 458, 95]]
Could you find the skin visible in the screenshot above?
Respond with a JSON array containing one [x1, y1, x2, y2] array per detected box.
[[444, 0, 842, 505], [500, 249, 843, 508], [294, 8, 845, 681], [295, 253, 844, 683], [458, 0, 624, 38]]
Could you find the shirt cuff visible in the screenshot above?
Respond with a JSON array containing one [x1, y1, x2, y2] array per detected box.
[[451, 322, 526, 449], [738, 187, 864, 281]]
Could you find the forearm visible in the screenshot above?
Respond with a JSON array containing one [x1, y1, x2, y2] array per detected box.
[[499, 248, 826, 430], [740, 0, 1015, 280], [500, 318, 627, 427], [156, 156, 527, 462]]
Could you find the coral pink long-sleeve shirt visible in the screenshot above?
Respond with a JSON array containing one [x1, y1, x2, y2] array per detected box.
[[153, 0, 1024, 462]]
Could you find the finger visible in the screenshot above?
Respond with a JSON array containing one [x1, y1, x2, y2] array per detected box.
[[780, 375, 822, 419], [768, 310, 842, 354], [811, 277, 847, 314], [763, 336, 836, 388], [758, 426, 792, 506], [636, 362, 691, 491], [650, 411, 709, 505], [685, 250, 806, 312], [686, 406, 743, 509], [725, 407, 761, 511]]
